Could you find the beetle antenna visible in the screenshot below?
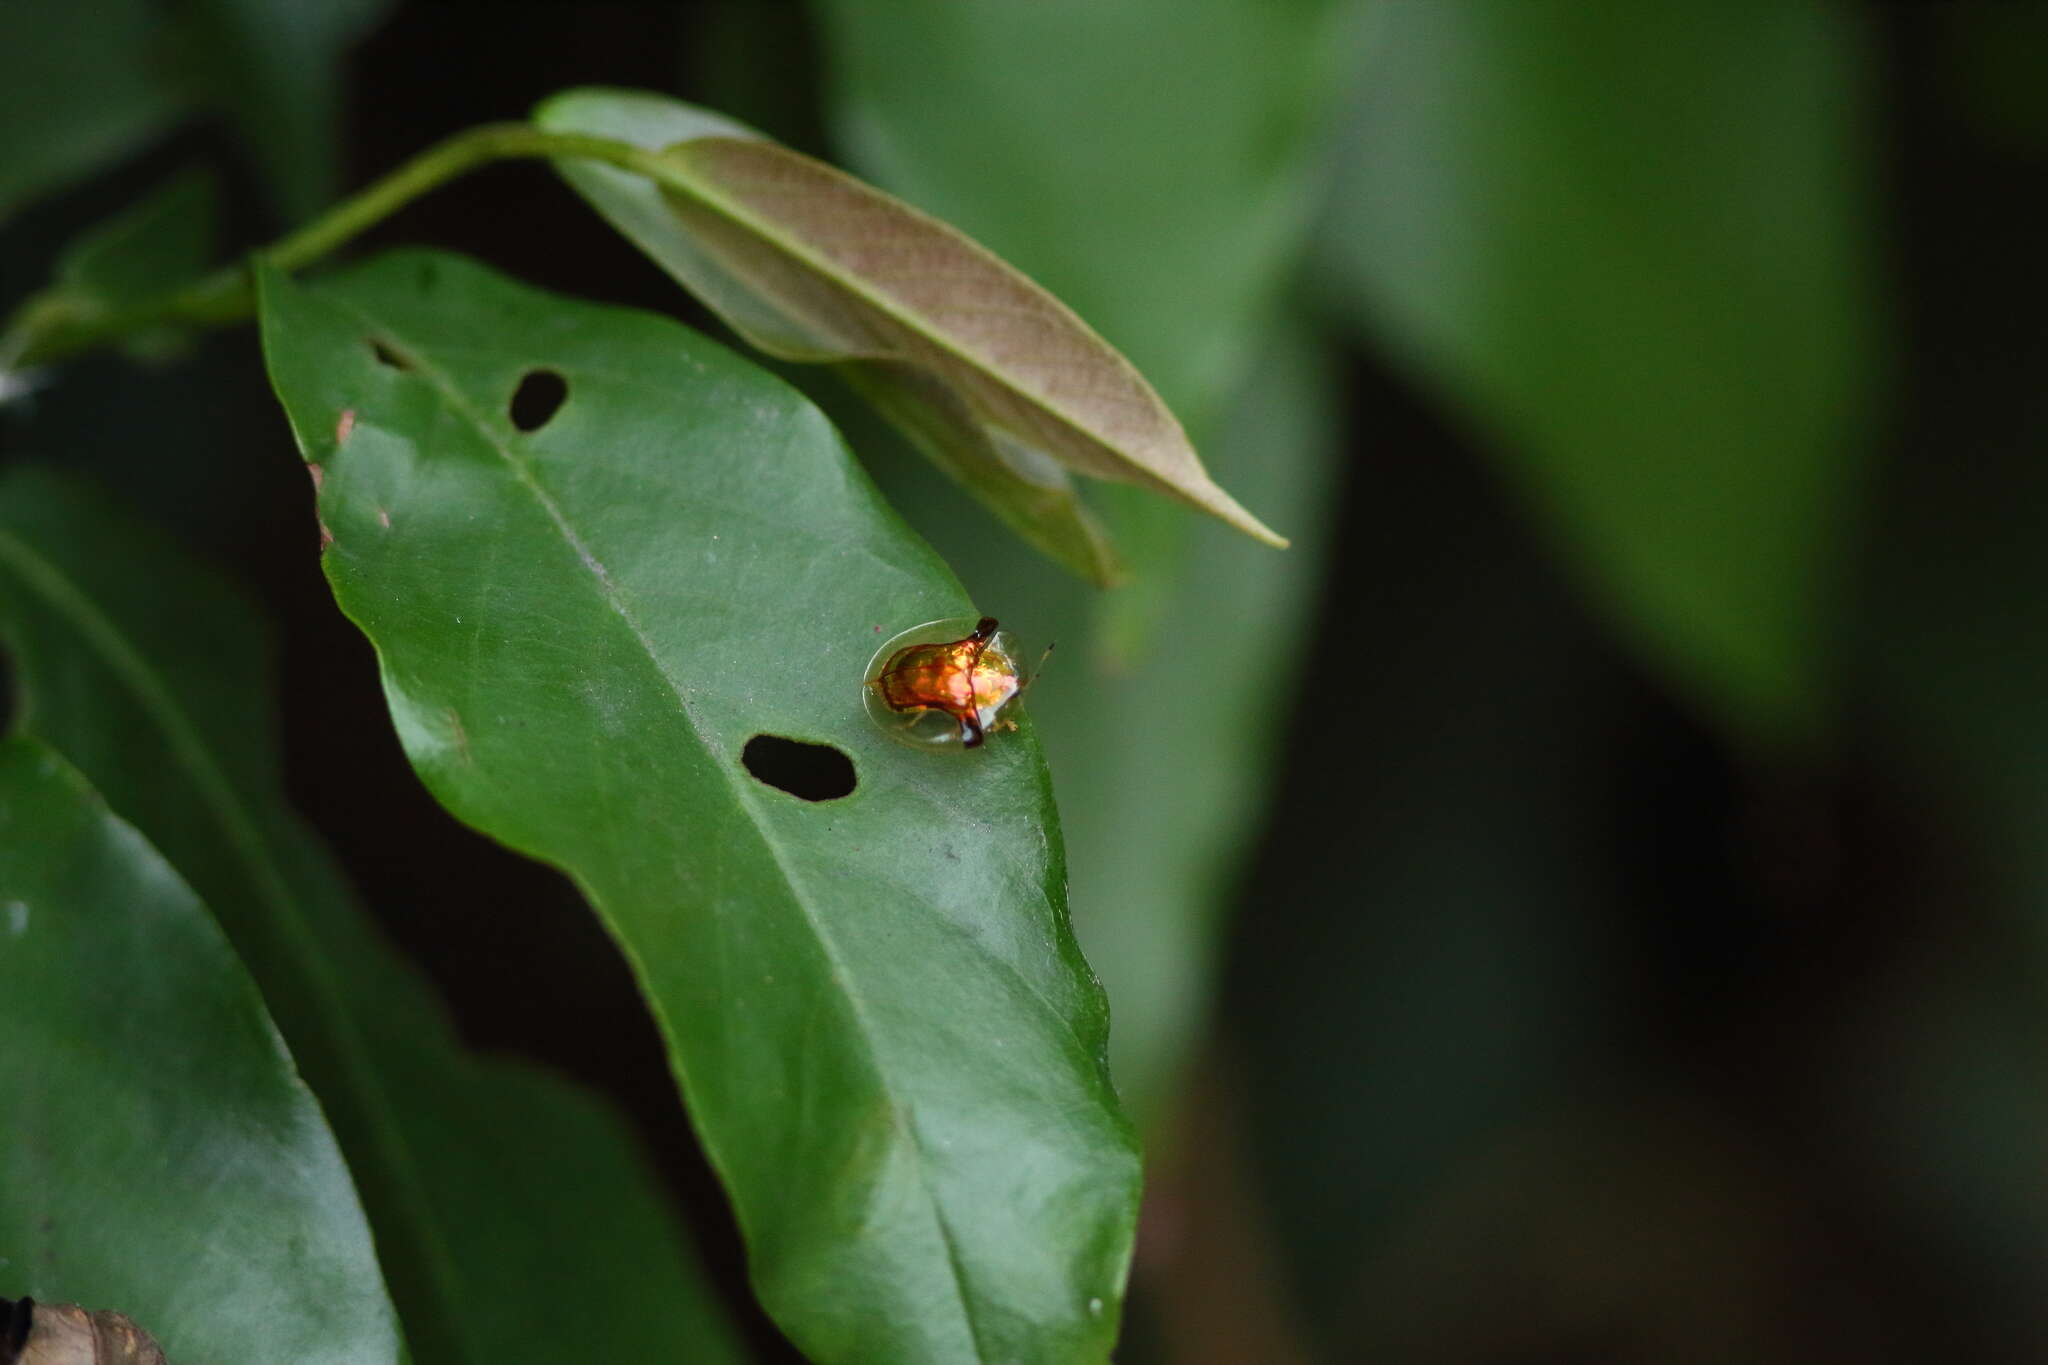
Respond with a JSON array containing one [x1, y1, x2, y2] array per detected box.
[[1019, 640, 1055, 694]]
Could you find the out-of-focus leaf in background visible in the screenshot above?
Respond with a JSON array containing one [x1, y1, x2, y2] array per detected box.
[[52, 169, 218, 315], [1222, 406, 1639, 1349], [810, 0, 1354, 1120], [258, 250, 1139, 1365], [0, 736, 404, 1365], [8, 169, 223, 365], [1837, 9, 2048, 1345], [0, 468, 746, 1365], [0, 0, 187, 226], [1317, 0, 1880, 746], [0, 0, 388, 232], [179, 0, 393, 222]]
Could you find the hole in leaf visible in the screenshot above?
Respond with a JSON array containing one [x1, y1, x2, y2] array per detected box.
[[742, 735, 856, 802], [369, 339, 411, 370], [509, 369, 568, 432]]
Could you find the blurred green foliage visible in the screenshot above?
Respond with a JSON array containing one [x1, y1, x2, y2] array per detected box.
[[0, 737, 403, 1363], [6, 1, 2048, 1362], [1317, 1, 1879, 747], [0, 468, 746, 1364], [0, 0, 186, 223], [0, 0, 385, 230]]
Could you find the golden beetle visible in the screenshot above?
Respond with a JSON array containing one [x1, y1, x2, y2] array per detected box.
[[866, 616, 1025, 750]]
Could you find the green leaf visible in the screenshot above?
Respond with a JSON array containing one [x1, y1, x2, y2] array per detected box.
[[380, 1053, 749, 1365], [0, 468, 747, 1365], [55, 168, 218, 313], [0, 0, 188, 225], [28, 168, 221, 363], [256, 248, 1141, 1365], [810, 0, 1353, 1115], [1316, 0, 1879, 744], [534, 86, 1284, 582], [0, 736, 403, 1364]]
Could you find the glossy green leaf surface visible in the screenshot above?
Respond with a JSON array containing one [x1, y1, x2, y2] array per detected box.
[[0, 737, 402, 1364], [0, 468, 745, 1365], [535, 86, 1283, 582], [812, 0, 1351, 1117], [257, 249, 1141, 1365], [0, 0, 187, 224], [1316, 0, 1879, 744]]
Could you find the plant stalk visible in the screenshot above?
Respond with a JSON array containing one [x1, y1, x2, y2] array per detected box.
[[1, 123, 690, 373]]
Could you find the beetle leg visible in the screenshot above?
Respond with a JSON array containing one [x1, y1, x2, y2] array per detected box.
[[958, 710, 986, 748]]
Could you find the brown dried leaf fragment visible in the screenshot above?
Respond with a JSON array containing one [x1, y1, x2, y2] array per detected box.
[[9, 1300, 167, 1365]]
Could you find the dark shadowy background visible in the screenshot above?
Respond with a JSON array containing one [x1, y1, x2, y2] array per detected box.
[[6, 3, 2048, 1362]]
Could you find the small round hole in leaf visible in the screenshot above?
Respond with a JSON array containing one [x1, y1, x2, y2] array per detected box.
[[369, 339, 411, 370], [742, 735, 856, 801], [509, 369, 568, 432]]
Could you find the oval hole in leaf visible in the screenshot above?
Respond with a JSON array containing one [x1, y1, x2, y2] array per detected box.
[[741, 734, 856, 801], [509, 368, 569, 432], [369, 338, 411, 370]]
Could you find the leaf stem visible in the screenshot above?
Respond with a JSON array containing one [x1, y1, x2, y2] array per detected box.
[[0, 123, 691, 373]]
